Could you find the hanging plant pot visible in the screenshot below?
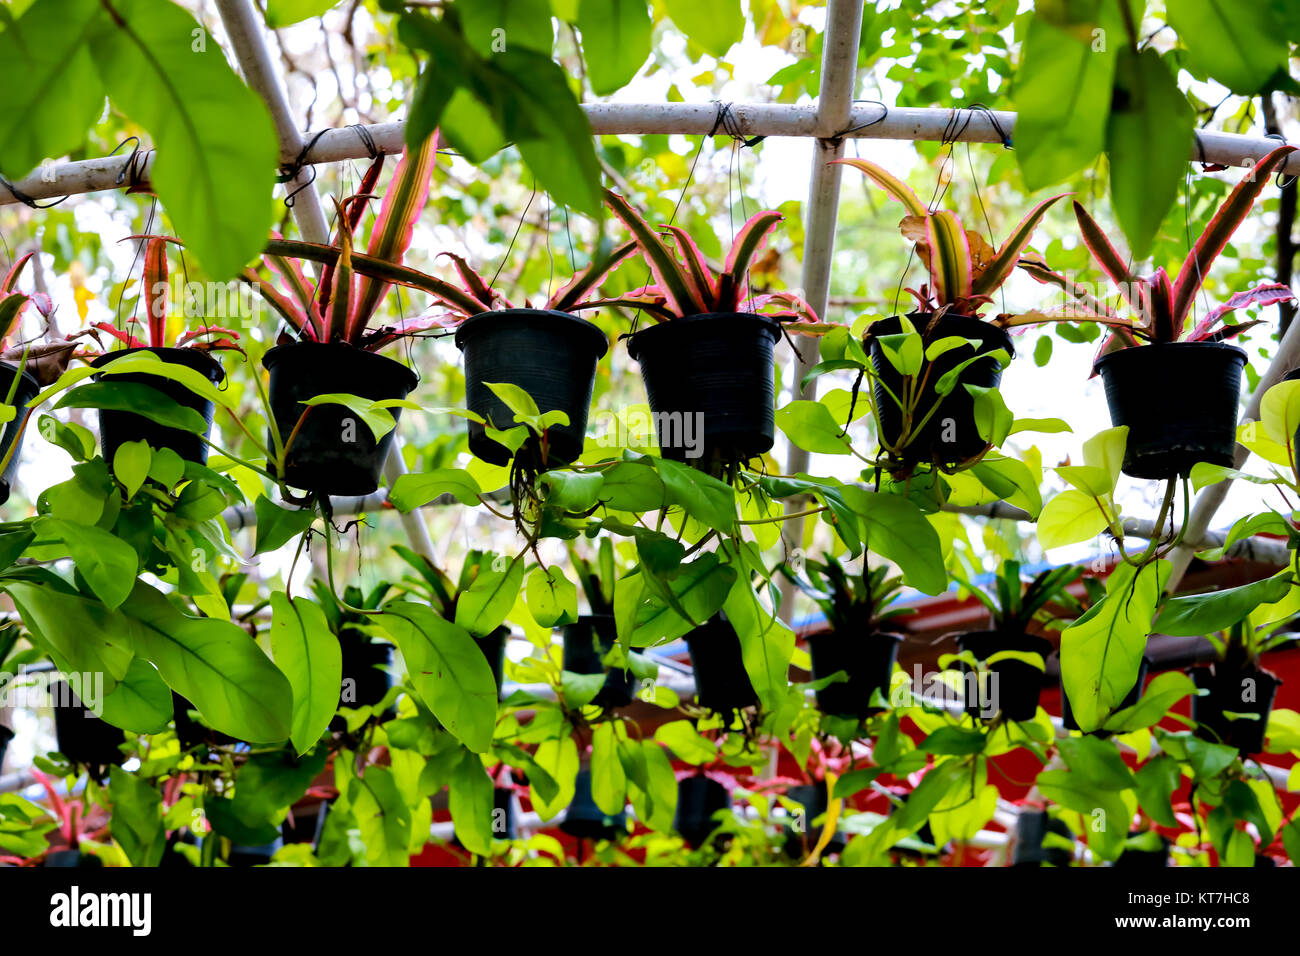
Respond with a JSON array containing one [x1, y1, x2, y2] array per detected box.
[[626, 313, 781, 467], [684, 613, 758, 714], [0, 724, 12, 772], [806, 630, 903, 719], [1012, 809, 1074, 867], [227, 837, 284, 867], [331, 628, 394, 731], [955, 631, 1052, 723], [173, 692, 237, 748], [782, 780, 845, 857], [92, 347, 223, 467], [1114, 830, 1171, 867], [673, 775, 732, 849], [474, 626, 510, 699], [1093, 343, 1246, 480], [560, 768, 627, 840], [52, 680, 126, 778], [561, 615, 635, 709], [1190, 663, 1280, 753], [1060, 656, 1150, 732], [867, 314, 1013, 467], [0, 362, 38, 505], [262, 342, 418, 497], [44, 850, 104, 868], [455, 310, 608, 466]]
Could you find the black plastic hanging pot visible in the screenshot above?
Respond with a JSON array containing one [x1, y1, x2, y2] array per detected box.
[[331, 627, 395, 731], [52, 680, 127, 777], [867, 314, 1013, 467], [560, 768, 627, 840], [782, 780, 845, 857], [92, 347, 223, 467], [44, 850, 104, 868], [561, 614, 635, 709], [1113, 830, 1171, 868], [684, 613, 758, 714], [0, 724, 12, 772], [626, 313, 781, 466], [173, 692, 237, 748], [673, 775, 732, 848], [227, 837, 283, 867], [1093, 342, 1246, 480], [1061, 656, 1150, 732], [1012, 809, 1074, 867], [0, 361, 38, 505], [262, 342, 418, 497], [807, 630, 904, 719], [955, 631, 1052, 723], [474, 626, 510, 699], [454, 309, 608, 466], [1191, 663, 1280, 754]]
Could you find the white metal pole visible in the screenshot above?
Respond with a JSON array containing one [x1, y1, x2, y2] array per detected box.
[[778, 0, 863, 622], [214, 0, 438, 559]]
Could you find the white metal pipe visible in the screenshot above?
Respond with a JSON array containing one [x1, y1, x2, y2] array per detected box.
[[7, 107, 1298, 208]]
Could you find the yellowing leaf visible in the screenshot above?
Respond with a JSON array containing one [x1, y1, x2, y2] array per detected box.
[[1038, 488, 1109, 550]]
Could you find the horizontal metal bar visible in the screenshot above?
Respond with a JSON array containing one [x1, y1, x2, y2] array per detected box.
[[5, 105, 1296, 207]]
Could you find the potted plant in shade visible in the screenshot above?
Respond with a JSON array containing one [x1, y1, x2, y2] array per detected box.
[[407, 241, 635, 467], [1186, 621, 1288, 754], [684, 612, 758, 715], [602, 190, 820, 476], [673, 769, 735, 849], [829, 159, 1067, 472], [0, 253, 57, 503], [1029, 144, 1297, 480], [564, 538, 637, 709], [80, 235, 241, 468], [947, 560, 1082, 723], [50, 678, 127, 782], [781, 557, 912, 720], [244, 136, 444, 497]]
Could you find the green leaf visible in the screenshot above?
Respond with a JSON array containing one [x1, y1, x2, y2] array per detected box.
[[484, 381, 541, 423], [449, 750, 495, 856], [597, 460, 665, 512], [653, 720, 718, 764], [525, 565, 578, 628], [89, 0, 278, 279], [656, 458, 737, 531], [1103, 671, 1197, 733], [269, 594, 343, 756], [253, 496, 316, 556], [617, 555, 736, 647], [839, 487, 947, 595], [265, 0, 341, 28], [538, 470, 605, 512], [774, 400, 852, 455], [108, 766, 165, 868], [1056, 735, 1135, 790], [0, 0, 106, 182], [966, 384, 1013, 447], [1154, 572, 1293, 636], [919, 726, 987, 755], [460, 0, 554, 55], [969, 457, 1043, 519], [390, 468, 482, 510], [1106, 47, 1195, 259], [875, 332, 923, 376], [1012, 2, 1119, 189], [454, 556, 524, 636], [894, 758, 968, 833], [34, 517, 139, 610], [349, 766, 411, 866], [98, 658, 172, 735], [662, 0, 742, 58], [1038, 488, 1109, 551], [3, 576, 133, 690], [577, 0, 651, 94], [1132, 756, 1181, 827], [112, 440, 151, 500], [121, 580, 293, 743], [1168, 0, 1288, 94], [591, 721, 628, 815], [723, 569, 795, 711], [55, 382, 207, 433], [299, 392, 396, 441], [1034, 768, 1128, 860], [1060, 560, 1166, 732], [379, 603, 498, 753]]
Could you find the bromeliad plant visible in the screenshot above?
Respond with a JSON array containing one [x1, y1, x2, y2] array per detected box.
[[781, 557, 913, 635]]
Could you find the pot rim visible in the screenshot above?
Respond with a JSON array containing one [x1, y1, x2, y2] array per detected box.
[[0, 360, 41, 398], [454, 308, 610, 359], [1093, 339, 1249, 376], [261, 340, 419, 391], [624, 311, 782, 360], [805, 628, 905, 644], [90, 345, 225, 384]]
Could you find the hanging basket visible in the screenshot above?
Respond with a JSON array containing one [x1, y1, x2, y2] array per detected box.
[[868, 314, 1013, 468], [52, 680, 127, 779], [954, 630, 1051, 723], [561, 614, 635, 709], [1011, 809, 1074, 867], [330, 628, 395, 731], [0, 362, 38, 505], [1093, 342, 1246, 480], [684, 613, 758, 713], [91, 347, 223, 467], [262, 342, 418, 497], [455, 309, 608, 466], [560, 768, 627, 840], [1190, 662, 1280, 754], [626, 313, 781, 468], [673, 775, 732, 849], [806, 629, 903, 719]]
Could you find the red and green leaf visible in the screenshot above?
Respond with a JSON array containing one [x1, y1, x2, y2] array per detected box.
[[971, 193, 1069, 296], [831, 159, 929, 216], [1073, 200, 1143, 312], [925, 210, 972, 305], [659, 226, 717, 308], [602, 189, 704, 316], [141, 237, 169, 348], [717, 210, 783, 312], [546, 239, 638, 312], [1172, 145, 1297, 323], [436, 251, 503, 316], [1187, 281, 1296, 342]]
